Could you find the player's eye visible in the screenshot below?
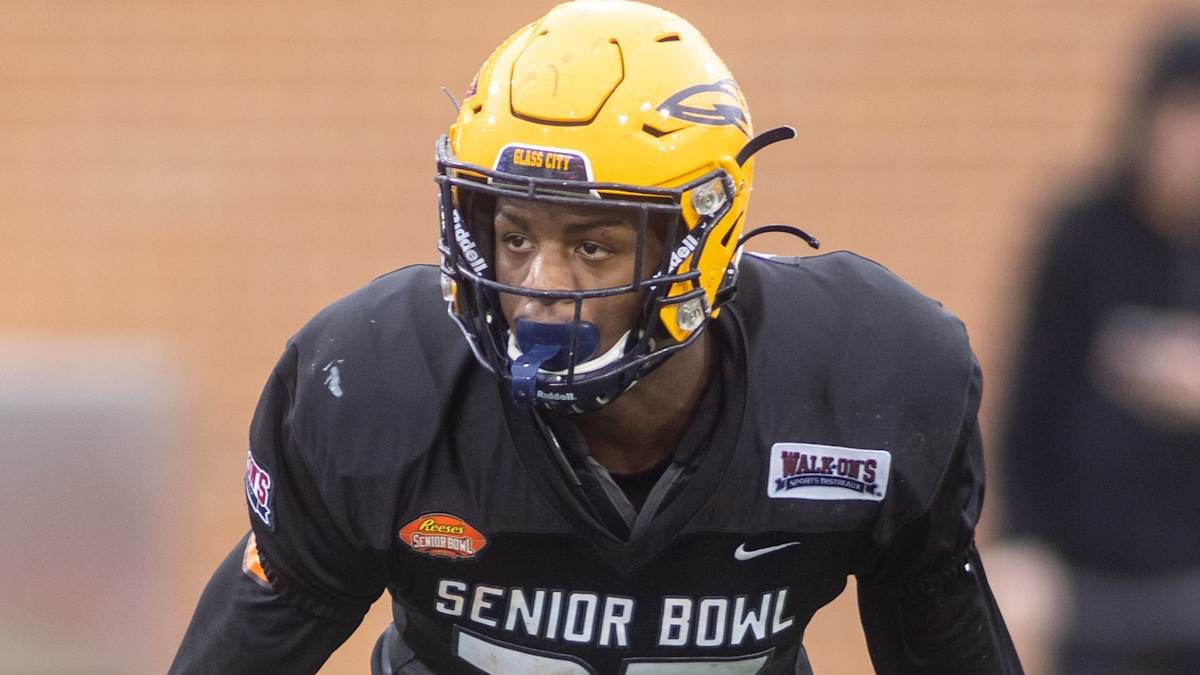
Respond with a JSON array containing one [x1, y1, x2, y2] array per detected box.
[[576, 241, 613, 261], [502, 233, 533, 252]]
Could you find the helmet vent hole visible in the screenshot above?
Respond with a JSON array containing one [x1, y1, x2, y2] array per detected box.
[[720, 214, 744, 247], [641, 123, 674, 138], [655, 32, 681, 43], [470, 103, 483, 114]]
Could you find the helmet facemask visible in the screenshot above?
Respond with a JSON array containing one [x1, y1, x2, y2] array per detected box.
[[436, 135, 737, 413]]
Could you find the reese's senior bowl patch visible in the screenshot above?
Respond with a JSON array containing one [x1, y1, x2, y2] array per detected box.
[[768, 442, 891, 501], [399, 513, 488, 560]]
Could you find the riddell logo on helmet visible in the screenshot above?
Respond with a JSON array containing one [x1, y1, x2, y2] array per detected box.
[[669, 234, 699, 272], [453, 209, 488, 275], [536, 390, 577, 401], [399, 513, 488, 560]]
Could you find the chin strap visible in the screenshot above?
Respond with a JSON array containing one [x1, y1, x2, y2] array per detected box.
[[715, 223, 821, 309], [509, 320, 600, 407], [736, 223, 821, 251]]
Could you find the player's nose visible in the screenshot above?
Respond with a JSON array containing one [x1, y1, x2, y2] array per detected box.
[[515, 249, 578, 324]]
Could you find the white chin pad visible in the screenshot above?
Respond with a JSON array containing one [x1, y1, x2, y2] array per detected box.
[[508, 330, 631, 376]]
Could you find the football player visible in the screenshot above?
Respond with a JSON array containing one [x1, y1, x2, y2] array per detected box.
[[171, 2, 1022, 673]]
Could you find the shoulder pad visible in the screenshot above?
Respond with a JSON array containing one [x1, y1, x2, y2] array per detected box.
[[733, 252, 978, 529], [281, 266, 478, 526]]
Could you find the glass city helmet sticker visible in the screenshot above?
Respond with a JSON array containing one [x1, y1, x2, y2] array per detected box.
[[399, 512, 489, 560], [767, 442, 892, 501], [492, 143, 594, 194]]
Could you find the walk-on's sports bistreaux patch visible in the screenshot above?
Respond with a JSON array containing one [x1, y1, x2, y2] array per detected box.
[[767, 443, 891, 501]]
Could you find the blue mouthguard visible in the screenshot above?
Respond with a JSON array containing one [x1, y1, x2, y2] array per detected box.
[[510, 319, 600, 406]]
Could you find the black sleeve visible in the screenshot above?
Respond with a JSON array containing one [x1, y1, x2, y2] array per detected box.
[[244, 343, 387, 620], [855, 366, 1023, 674], [172, 344, 388, 672], [1000, 212, 1096, 539], [169, 533, 362, 674]]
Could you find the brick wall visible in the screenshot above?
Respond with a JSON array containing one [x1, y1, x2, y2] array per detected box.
[[2, 1, 1192, 671]]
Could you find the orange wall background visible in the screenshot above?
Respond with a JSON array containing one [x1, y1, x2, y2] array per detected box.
[[3, 1, 1194, 672]]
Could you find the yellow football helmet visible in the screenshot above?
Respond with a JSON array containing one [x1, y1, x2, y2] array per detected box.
[[436, 0, 794, 412]]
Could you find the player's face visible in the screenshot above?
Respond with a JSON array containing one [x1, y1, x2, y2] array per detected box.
[[1141, 86, 1200, 227], [493, 196, 664, 355]]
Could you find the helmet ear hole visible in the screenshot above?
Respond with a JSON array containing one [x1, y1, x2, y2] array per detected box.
[[719, 213, 743, 248]]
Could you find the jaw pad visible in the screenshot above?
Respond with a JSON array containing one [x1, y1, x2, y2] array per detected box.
[[510, 319, 600, 406]]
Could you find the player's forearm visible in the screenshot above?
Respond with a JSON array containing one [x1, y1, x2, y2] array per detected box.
[[169, 533, 360, 675], [858, 544, 1023, 674]]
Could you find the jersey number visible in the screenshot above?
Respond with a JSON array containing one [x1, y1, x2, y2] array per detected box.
[[454, 628, 772, 674]]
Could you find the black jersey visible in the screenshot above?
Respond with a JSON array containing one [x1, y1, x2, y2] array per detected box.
[[172, 252, 1020, 674]]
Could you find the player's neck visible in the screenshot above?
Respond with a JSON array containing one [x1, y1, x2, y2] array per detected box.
[[573, 330, 716, 475]]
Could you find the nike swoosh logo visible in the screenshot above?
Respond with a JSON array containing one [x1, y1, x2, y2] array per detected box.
[[734, 541, 802, 561]]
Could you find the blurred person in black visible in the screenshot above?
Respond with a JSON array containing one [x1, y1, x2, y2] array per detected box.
[[1002, 20, 1200, 675]]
